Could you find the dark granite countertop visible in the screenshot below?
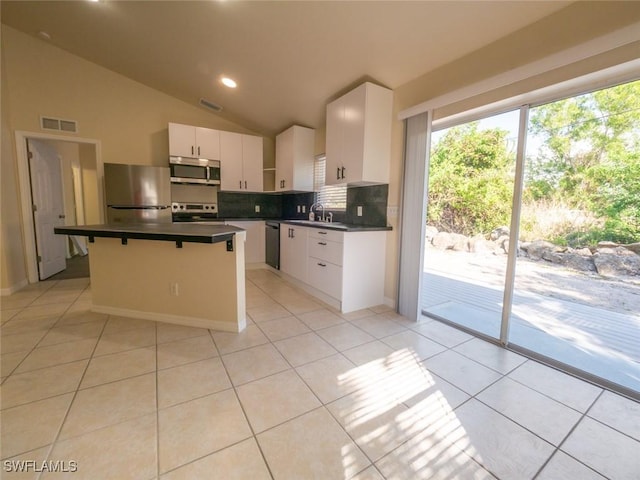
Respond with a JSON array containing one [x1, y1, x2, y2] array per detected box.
[[170, 216, 392, 232], [280, 220, 392, 232], [54, 223, 244, 245]]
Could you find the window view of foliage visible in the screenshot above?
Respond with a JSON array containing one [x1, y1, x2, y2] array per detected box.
[[428, 122, 514, 237], [525, 80, 640, 245], [428, 80, 640, 246]]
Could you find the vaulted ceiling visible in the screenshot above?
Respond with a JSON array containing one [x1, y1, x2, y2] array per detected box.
[[1, 1, 574, 136]]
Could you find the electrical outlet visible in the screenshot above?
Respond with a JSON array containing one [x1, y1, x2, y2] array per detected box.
[[387, 206, 399, 217], [302, 205, 306, 213], [297, 205, 301, 213], [255, 205, 260, 213], [357, 205, 363, 217], [170, 282, 179, 296]]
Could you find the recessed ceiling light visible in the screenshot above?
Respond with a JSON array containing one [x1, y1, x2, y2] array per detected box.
[[221, 77, 237, 89], [38, 31, 51, 40]]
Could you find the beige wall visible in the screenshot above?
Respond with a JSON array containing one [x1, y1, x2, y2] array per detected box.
[[1, 36, 28, 293], [383, 2, 640, 305], [0, 25, 266, 292]]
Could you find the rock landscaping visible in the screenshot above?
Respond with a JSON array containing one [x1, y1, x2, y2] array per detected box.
[[425, 225, 640, 278]]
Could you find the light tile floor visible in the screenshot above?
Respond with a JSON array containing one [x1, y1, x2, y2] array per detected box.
[[1, 271, 639, 479]]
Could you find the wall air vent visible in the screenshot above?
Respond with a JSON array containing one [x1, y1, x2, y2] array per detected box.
[[199, 98, 223, 112], [40, 116, 78, 133]]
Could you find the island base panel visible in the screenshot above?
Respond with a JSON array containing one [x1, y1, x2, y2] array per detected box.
[[88, 236, 246, 332]]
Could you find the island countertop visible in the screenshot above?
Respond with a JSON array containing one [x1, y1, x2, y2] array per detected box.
[[54, 223, 244, 245]]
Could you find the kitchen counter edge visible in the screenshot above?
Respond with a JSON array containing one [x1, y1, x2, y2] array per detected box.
[[54, 223, 244, 245]]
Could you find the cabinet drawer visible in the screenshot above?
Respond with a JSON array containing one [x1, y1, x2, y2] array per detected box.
[[308, 238, 343, 266], [308, 257, 342, 300], [308, 228, 343, 243]]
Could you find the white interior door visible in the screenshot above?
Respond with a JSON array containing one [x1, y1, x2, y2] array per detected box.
[[28, 139, 67, 279]]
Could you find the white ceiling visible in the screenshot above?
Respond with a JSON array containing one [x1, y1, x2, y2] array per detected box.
[[1, 1, 572, 136]]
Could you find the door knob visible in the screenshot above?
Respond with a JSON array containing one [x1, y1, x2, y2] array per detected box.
[[58, 214, 66, 219]]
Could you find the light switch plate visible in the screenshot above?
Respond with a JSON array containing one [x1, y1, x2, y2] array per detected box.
[[255, 205, 260, 213], [357, 206, 363, 217], [387, 206, 399, 217]]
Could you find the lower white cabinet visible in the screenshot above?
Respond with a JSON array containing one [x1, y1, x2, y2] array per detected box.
[[307, 257, 342, 300], [225, 221, 265, 265], [280, 225, 386, 313], [280, 225, 308, 282]]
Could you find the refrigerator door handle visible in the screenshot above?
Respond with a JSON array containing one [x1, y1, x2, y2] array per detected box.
[[109, 205, 171, 210]]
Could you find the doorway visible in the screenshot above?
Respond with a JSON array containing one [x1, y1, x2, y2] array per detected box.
[[15, 131, 103, 283]]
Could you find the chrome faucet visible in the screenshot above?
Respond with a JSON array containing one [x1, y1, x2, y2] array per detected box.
[[310, 202, 325, 222]]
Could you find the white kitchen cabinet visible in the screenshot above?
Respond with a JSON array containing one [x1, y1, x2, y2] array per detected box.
[[242, 134, 264, 192], [225, 221, 265, 265], [275, 126, 315, 191], [168, 122, 220, 160], [280, 225, 308, 283], [280, 225, 387, 313], [309, 228, 386, 312], [220, 131, 263, 192], [325, 82, 393, 185]]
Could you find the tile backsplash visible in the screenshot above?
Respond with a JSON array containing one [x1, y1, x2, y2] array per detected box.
[[345, 184, 388, 227], [218, 185, 388, 226]]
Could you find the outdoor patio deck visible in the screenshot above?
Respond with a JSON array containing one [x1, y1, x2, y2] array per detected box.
[[422, 270, 640, 394]]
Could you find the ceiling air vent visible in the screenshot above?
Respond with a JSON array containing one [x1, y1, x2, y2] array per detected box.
[[41, 116, 78, 133], [199, 98, 223, 112]]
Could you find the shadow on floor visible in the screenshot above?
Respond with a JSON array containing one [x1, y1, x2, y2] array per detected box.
[[48, 255, 90, 281]]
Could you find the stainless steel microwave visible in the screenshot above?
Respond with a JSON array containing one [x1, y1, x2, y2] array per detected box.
[[169, 156, 220, 186]]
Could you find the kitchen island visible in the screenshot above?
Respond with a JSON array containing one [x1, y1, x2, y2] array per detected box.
[[54, 223, 247, 332]]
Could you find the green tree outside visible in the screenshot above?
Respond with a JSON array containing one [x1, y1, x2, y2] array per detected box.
[[428, 79, 640, 246]]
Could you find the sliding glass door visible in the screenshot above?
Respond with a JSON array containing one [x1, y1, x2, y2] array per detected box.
[[510, 82, 640, 394], [421, 79, 640, 396], [422, 110, 519, 340]]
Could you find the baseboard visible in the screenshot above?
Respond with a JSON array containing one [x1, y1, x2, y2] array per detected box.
[[0, 278, 29, 297], [246, 262, 267, 270], [92, 304, 246, 333], [384, 296, 397, 310]]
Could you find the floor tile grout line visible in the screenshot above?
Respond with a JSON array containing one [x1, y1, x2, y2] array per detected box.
[[504, 360, 603, 415], [531, 389, 607, 479], [1, 287, 87, 379], [154, 320, 161, 480], [35, 312, 109, 472], [205, 328, 276, 480]]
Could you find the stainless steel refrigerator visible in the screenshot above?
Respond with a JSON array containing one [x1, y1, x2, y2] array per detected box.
[[104, 163, 172, 224]]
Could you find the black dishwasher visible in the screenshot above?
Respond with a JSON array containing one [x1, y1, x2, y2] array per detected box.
[[265, 221, 280, 269]]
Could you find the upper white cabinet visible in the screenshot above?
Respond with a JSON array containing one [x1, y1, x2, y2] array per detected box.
[[168, 122, 220, 160], [220, 131, 264, 192], [325, 82, 393, 185], [275, 126, 315, 192]]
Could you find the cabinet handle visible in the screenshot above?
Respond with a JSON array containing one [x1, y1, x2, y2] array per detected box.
[[239, 180, 242, 189], [341, 166, 345, 179], [318, 231, 327, 235], [245, 180, 247, 189], [317, 262, 326, 267], [282, 179, 285, 188], [197, 146, 201, 156], [336, 167, 340, 180], [318, 242, 327, 245], [191, 146, 194, 155], [291, 229, 295, 238]]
